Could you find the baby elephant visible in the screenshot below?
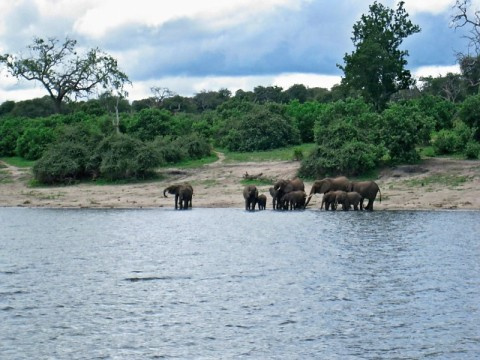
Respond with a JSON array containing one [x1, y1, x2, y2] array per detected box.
[[335, 191, 362, 210], [281, 190, 307, 210], [257, 194, 267, 210]]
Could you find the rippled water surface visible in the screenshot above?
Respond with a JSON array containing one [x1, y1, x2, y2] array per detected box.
[[1, 208, 479, 359]]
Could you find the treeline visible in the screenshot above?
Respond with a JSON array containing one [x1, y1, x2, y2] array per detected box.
[[1, 83, 479, 184]]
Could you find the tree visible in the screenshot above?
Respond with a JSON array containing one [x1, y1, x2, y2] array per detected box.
[[452, 0, 480, 55], [150, 87, 176, 108], [338, 1, 420, 111], [0, 37, 130, 113]]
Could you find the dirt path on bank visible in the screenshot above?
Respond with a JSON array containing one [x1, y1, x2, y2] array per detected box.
[[1, 156, 480, 210]]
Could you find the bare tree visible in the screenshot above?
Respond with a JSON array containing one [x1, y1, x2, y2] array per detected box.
[[452, 1, 480, 92], [452, 0, 480, 54], [150, 86, 176, 107]]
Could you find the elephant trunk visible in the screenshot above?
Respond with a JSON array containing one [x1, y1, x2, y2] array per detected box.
[[163, 188, 168, 197], [304, 194, 313, 207]]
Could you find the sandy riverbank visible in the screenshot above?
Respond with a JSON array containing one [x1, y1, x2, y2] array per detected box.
[[1, 156, 479, 210]]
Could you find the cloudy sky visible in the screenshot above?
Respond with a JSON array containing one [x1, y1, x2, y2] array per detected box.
[[0, 0, 474, 103]]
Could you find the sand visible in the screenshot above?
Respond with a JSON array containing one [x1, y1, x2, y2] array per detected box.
[[1, 154, 479, 210]]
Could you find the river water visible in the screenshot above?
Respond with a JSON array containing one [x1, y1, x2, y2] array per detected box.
[[1, 208, 479, 359]]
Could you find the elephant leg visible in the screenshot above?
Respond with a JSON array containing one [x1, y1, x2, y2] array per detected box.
[[366, 199, 374, 211], [175, 194, 179, 209]]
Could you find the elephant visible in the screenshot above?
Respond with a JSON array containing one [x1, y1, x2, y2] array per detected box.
[[273, 177, 305, 209], [243, 185, 258, 211], [280, 190, 307, 210], [163, 183, 193, 210], [350, 181, 381, 210], [321, 191, 339, 210], [269, 187, 280, 210], [335, 191, 362, 211], [305, 176, 351, 207], [257, 194, 267, 210]]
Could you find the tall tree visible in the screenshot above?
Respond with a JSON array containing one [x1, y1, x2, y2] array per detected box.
[[338, 1, 420, 111], [0, 37, 130, 113]]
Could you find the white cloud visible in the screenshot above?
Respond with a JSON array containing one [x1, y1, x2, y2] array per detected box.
[[412, 64, 460, 78], [400, 0, 455, 15], [73, 0, 301, 37]]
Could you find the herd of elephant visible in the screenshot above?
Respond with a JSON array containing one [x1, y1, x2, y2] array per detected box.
[[164, 176, 381, 211]]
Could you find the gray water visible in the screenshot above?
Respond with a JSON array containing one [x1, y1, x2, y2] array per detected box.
[[0, 208, 479, 359]]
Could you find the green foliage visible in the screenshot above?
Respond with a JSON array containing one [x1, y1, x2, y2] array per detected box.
[[286, 100, 325, 142], [127, 108, 174, 141], [0, 117, 24, 156], [298, 142, 381, 179], [459, 94, 480, 141], [431, 121, 474, 155], [151, 136, 185, 163], [411, 95, 457, 130], [378, 103, 430, 163], [216, 103, 300, 152], [338, 1, 420, 110], [9, 96, 56, 118], [292, 148, 304, 161], [464, 141, 480, 159], [95, 133, 163, 181], [16, 126, 56, 160], [177, 132, 211, 159], [431, 129, 460, 155], [0, 100, 16, 116], [33, 141, 90, 184]]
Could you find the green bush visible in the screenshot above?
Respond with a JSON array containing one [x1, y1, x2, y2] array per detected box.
[[464, 141, 480, 159], [298, 141, 381, 178], [459, 94, 480, 141], [96, 134, 163, 180], [16, 126, 56, 160], [175, 133, 211, 159], [127, 108, 174, 141], [217, 103, 300, 152], [431, 129, 461, 155], [33, 141, 90, 184], [151, 136, 186, 163], [0, 118, 24, 156]]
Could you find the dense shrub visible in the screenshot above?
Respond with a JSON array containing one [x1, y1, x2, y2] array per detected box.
[[33, 141, 90, 184], [464, 141, 480, 159], [95, 133, 164, 180], [16, 126, 56, 160], [298, 141, 381, 178], [286, 100, 326, 143], [0, 118, 24, 156], [459, 94, 480, 141], [127, 108, 174, 141], [378, 104, 427, 164], [175, 133, 211, 159], [412, 95, 457, 131], [217, 103, 300, 151], [151, 136, 186, 163], [431, 121, 474, 155]]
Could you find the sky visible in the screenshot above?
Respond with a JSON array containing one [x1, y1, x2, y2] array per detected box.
[[0, 0, 476, 103]]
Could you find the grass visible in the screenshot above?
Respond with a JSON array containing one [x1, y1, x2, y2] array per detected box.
[[0, 157, 35, 167], [160, 154, 219, 169], [402, 174, 472, 189], [218, 143, 316, 162], [240, 178, 274, 186]]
